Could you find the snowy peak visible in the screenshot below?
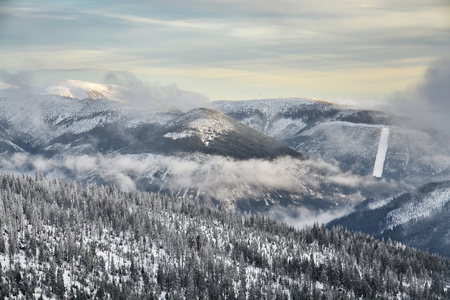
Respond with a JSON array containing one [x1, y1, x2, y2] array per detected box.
[[171, 107, 236, 128], [37, 79, 123, 101]]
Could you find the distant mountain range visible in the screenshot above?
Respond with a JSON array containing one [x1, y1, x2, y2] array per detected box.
[[0, 82, 376, 213], [3, 80, 447, 186], [1, 79, 449, 257]]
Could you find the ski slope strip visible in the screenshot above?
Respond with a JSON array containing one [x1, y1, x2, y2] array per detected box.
[[372, 127, 390, 177]]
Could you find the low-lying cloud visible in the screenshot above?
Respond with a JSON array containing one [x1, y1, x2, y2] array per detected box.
[[267, 204, 354, 228], [0, 152, 407, 213]]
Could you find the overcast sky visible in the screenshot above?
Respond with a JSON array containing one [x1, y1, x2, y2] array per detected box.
[[1, 0, 449, 102]]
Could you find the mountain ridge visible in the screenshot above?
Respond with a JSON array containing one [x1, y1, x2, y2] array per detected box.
[[214, 98, 450, 183], [121, 107, 306, 160]]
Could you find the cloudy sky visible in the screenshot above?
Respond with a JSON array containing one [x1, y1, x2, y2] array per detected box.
[[1, 0, 449, 102]]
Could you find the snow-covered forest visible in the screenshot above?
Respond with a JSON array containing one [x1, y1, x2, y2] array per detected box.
[[0, 172, 449, 299]]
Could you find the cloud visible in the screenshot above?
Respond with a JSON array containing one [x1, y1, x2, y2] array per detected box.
[[64, 155, 101, 173], [0, 152, 406, 209], [267, 204, 354, 228], [2, 0, 448, 102], [387, 57, 450, 138], [103, 71, 210, 112], [108, 173, 136, 192], [99, 12, 226, 31], [0, 70, 34, 89]]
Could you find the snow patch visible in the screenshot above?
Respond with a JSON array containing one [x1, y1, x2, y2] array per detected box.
[[188, 117, 235, 146], [165, 110, 237, 146], [164, 130, 196, 140], [368, 197, 394, 210]]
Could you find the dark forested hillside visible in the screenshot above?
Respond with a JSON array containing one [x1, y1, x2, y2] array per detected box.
[[327, 181, 450, 257], [0, 172, 449, 299]]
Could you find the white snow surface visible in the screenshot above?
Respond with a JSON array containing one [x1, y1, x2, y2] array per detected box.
[[267, 118, 307, 139], [302, 121, 385, 135], [372, 127, 390, 178]]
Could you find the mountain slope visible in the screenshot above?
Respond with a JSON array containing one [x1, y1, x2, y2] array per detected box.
[[214, 98, 450, 183], [0, 93, 175, 156], [327, 181, 450, 257], [1, 172, 449, 299]]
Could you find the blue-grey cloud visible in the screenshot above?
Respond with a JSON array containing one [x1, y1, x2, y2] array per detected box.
[[103, 71, 211, 111], [388, 57, 450, 138], [0, 70, 33, 88]]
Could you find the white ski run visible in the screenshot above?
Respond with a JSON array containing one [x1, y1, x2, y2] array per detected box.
[[372, 127, 390, 178]]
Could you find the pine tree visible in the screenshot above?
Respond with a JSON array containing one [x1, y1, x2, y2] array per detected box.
[[0, 236, 5, 254], [185, 268, 196, 300], [238, 253, 247, 300], [55, 268, 66, 299]]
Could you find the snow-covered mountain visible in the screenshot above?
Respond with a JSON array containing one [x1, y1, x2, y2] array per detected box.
[[1, 85, 446, 215], [0, 90, 389, 213], [0, 78, 210, 113], [0, 92, 172, 154], [122, 107, 305, 160], [214, 99, 450, 183]]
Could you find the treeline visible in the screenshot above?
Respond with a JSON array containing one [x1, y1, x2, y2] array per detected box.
[[0, 172, 449, 299]]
